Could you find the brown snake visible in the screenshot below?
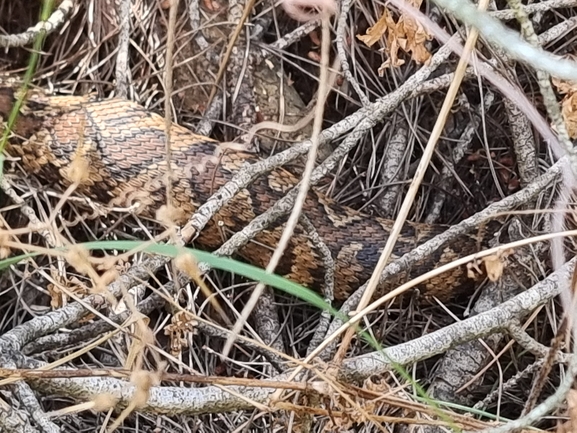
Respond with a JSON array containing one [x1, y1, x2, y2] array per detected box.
[[0, 84, 485, 302]]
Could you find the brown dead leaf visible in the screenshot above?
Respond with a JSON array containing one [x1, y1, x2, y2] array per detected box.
[[561, 92, 577, 138], [357, 9, 390, 47], [483, 254, 504, 282], [552, 70, 577, 138], [164, 311, 198, 356], [357, 2, 431, 72], [467, 261, 483, 280], [553, 77, 577, 95]]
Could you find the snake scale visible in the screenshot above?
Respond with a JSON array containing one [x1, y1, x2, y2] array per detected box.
[[0, 84, 485, 302]]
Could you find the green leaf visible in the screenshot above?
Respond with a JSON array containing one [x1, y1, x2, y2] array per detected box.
[[0, 240, 344, 320]]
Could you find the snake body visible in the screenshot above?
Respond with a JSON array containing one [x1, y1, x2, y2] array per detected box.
[[0, 85, 483, 301]]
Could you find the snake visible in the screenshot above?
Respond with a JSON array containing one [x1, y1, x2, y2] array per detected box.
[[0, 83, 486, 302]]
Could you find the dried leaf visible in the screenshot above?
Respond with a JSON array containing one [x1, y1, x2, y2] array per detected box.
[[357, 9, 391, 47], [561, 92, 577, 138], [553, 77, 577, 95], [357, 4, 431, 72], [467, 261, 483, 279], [483, 255, 504, 282], [552, 71, 577, 138]]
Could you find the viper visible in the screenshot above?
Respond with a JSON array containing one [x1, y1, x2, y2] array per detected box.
[[0, 83, 485, 302]]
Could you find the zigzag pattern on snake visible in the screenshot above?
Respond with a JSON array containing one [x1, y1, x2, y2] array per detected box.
[[0, 84, 485, 301]]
